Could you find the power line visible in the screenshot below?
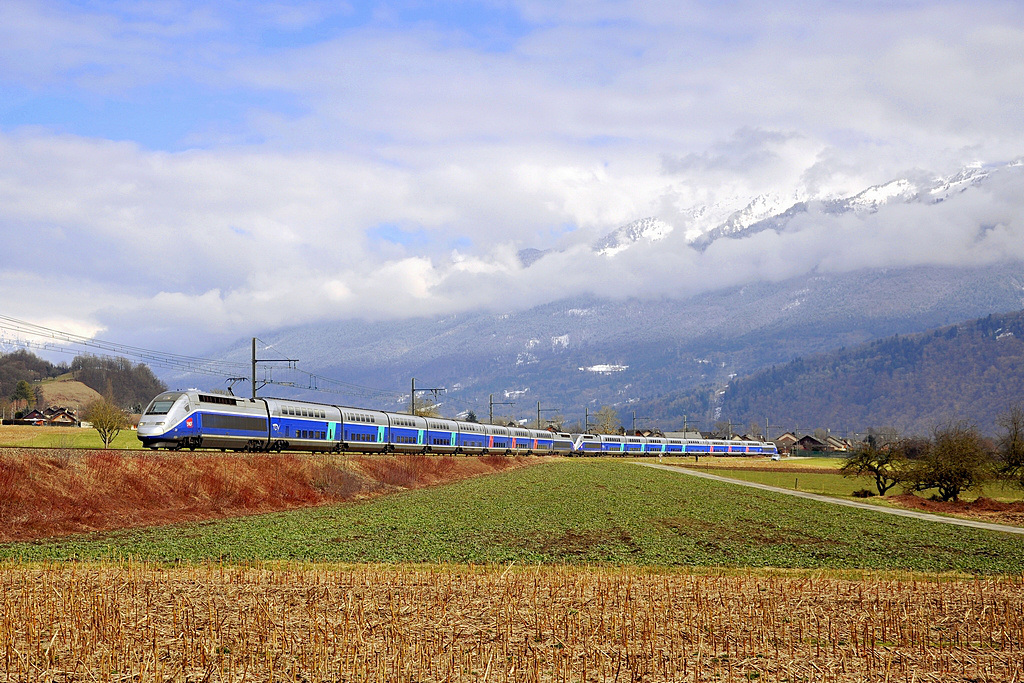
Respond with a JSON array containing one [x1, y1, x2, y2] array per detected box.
[[0, 315, 249, 375], [0, 333, 242, 378], [1, 316, 490, 414]]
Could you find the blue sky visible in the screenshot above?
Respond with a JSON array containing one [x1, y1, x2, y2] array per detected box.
[[1, 0, 1023, 351]]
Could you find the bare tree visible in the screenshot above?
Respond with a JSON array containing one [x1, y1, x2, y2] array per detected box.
[[413, 398, 442, 418], [996, 404, 1024, 489], [594, 406, 620, 434], [83, 397, 131, 448], [840, 437, 906, 496], [905, 423, 993, 502]]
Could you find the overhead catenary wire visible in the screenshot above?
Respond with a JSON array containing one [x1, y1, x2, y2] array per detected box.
[[0, 315, 249, 375], [1, 317, 487, 414]]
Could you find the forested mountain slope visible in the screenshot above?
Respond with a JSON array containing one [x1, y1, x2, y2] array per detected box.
[[641, 310, 1024, 436]]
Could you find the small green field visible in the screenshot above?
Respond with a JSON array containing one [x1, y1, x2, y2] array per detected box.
[[669, 460, 1024, 502], [688, 467, 873, 497], [4, 459, 1023, 573], [0, 425, 140, 449]]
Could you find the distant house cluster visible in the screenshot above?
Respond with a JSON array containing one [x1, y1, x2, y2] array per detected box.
[[772, 432, 851, 455], [15, 406, 81, 427]]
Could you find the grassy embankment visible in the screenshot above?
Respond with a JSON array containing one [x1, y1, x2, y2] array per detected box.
[[4, 458, 1024, 573], [0, 450, 535, 542]]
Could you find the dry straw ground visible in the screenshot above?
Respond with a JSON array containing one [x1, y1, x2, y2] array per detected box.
[[1, 562, 1021, 682]]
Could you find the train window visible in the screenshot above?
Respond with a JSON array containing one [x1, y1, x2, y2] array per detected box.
[[199, 394, 239, 406]]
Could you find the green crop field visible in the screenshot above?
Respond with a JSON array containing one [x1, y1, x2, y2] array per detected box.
[[4, 459, 1023, 573]]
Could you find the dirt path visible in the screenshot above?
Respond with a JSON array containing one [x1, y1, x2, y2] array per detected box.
[[637, 461, 1024, 536]]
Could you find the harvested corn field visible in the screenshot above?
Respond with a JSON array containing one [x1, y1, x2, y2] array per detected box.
[[1, 562, 1021, 682]]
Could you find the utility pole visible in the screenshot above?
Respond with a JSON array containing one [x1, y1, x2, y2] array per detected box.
[[410, 378, 446, 415], [489, 394, 515, 425], [537, 401, 561, 430], [631, 410, 650, 434], [765, 418, 784, 441], [251, 337, 298, 399]]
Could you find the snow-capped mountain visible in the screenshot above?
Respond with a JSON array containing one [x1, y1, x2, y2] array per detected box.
[[682, 160, 1017, 252], [592, 217, 673, 256], [927, 164, 990, 203], [844, 179, 918, 212], [706, 191, 811, 240], [164, 158, 1024, 429]]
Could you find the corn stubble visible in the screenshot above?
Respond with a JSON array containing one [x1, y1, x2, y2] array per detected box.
[[1, 562, 1021, 682]]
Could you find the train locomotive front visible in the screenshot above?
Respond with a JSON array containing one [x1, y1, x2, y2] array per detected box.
[[138, 390, 272, 451]]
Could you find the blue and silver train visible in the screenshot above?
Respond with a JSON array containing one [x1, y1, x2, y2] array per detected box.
[[137, 389, 778, 457]]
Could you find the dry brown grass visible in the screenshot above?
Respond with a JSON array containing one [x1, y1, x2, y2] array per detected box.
[[0, 562, 1020, 682], [37, 380, 103, 413], [0, 451, 538, 542]]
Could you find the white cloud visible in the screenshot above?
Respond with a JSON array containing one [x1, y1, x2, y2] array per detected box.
[[2, 1, 1024, 352]]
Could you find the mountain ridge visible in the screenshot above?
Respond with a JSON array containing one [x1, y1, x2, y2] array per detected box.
[[637, 308, 1024, 436]]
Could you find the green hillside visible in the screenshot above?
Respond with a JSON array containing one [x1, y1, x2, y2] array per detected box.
[[643, 309, 1024, 436]]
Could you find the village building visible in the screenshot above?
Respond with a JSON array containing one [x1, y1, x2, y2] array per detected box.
[[14, 406, 80, 427]]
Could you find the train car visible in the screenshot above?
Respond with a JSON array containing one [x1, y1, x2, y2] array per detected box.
[[487, 425, 513, 452], [602, 435, 626, 455], [529, 428, 574, 455], [572, 433, 602, 455], [549, 432, 575, 455], [624, 435, 645, 454], [644, 437, 667, 454], [340, 407, 390, 453], [267, 398, 340, 452], [509, 427, 534, 453], [454, 420, 489, 453], [387, 413, 428, 453], [423, 418, 459, 453], [664, 438, 685, 454]]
